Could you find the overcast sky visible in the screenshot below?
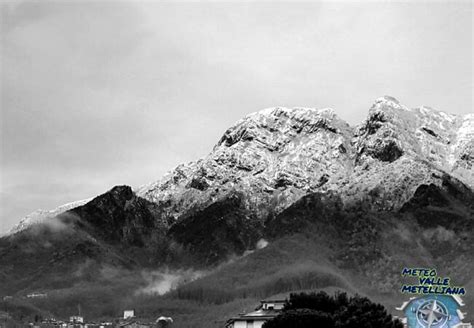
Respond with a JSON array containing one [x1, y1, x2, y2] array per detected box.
[[0, 1, 472, 233]]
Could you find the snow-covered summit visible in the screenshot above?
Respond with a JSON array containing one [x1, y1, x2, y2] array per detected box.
[[216, 106, 350, 150], [5, 198, 91, 236], [138, 97, 472, 220], [137, 105, 354, 222], [7, 97, 473, 236], [354, 96, 472, 182]]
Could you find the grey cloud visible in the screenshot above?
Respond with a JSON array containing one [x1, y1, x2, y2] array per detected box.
[[1, 1, 472, 233]]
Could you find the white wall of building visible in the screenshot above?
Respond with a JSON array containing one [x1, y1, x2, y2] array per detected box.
[[123, 310, 135, 319], [232, 320, 266, 328]]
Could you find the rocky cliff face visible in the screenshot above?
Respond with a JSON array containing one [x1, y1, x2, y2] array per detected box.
[[354, 96, 473, 181], [68, 185, 169, 247], [340, 96, 473, 211], [8, 96, 473, 238], [136, 106, 354, 226], [136, 96, 472, 222]]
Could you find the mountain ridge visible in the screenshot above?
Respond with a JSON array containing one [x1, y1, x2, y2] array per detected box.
[[1, 96, 473, 327], [6, 96, 472, 236]]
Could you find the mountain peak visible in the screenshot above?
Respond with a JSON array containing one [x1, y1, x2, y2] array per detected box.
[[374, 95, 401, 105], [246, 106, 337, 120], [217, 106, 349, 149], [354, 97, 472, 188]]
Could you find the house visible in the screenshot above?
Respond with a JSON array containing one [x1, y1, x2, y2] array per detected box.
[[99, 322, 113, 328], [225, 300, 286, 328], [39, 317, 61, 328], [69, 316, 84, 324], [0, 311, 11, 320], [396, 295, 472, 328], [123, 310, 135, 320]]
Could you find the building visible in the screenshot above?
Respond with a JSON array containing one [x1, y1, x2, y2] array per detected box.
[[39, 317, 60, 328], [69, 316, 84, 324], [99, 322, 113, 328], [123, 310, 135, 320], [396, 295, 472, 328], [225, 300, 285, 328], [0, 311, 11, 320]]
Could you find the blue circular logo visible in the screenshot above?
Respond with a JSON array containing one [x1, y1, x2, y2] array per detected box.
[[416, 299, 449, 328]]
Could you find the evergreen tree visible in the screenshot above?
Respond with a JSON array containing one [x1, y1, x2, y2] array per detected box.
[[263, 292, 402, 328]]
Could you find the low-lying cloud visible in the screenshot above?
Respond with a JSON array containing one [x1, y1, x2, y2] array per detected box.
[[136, 239, 270, 295], [422, 226, 458, 243], [27, 212, 79, 236], [256, 238, 269, 249], [137, 268, 205, 295]]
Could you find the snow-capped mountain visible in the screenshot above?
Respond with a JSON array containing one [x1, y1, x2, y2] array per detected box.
[[137, 95, 472, 219], [1, 96, 473, 325], [8, 96, 473, 236], [137, 105, 354, 223]]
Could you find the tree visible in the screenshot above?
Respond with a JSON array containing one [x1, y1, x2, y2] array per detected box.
[[263, 309, 334, 328], [263, 292, 403, 328]]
